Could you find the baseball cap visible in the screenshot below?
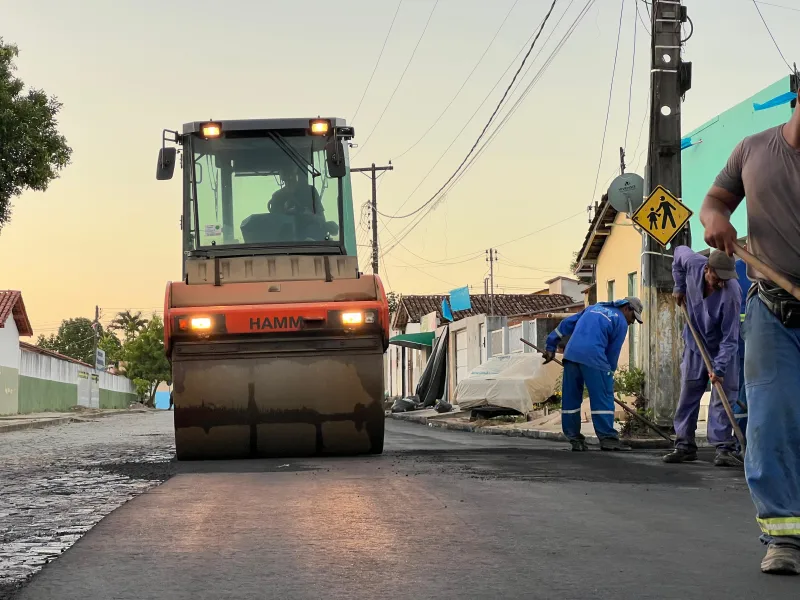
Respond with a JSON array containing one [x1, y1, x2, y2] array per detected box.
[[624, 296, 643, 323], [708, 250, 737, 280]]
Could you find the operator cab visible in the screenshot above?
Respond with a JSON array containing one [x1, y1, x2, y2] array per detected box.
[[156, 118, 357, 274]]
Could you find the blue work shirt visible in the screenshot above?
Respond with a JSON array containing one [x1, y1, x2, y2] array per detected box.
[[545, 301, 630, 372], [673, 246, 741, 377]]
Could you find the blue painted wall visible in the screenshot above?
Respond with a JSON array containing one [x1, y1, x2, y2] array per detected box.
[[155, 390, 171, 410], [681, 76, 795, 251]]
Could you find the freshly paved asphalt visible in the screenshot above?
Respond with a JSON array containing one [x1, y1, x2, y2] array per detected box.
[[14, 418, 798, 599]]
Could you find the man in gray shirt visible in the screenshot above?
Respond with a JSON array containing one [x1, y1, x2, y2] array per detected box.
[[701, 96, 800, 575]]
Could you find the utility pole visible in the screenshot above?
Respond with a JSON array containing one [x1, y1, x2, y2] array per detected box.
[[351, 163, 393, 275], [92, 305, 100, 369], [485, 249, 497, 316], [641, 0, 692, 425]]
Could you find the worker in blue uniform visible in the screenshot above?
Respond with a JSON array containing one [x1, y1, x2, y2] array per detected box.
[[544, 297, 643, 452], [734, 257, 750, 458]]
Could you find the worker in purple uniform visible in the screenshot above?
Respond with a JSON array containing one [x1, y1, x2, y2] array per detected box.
[[663, 246, 742, 467], [734, 257, 750, 458]]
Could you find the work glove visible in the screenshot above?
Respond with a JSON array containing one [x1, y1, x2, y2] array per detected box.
[[543, 351, 555, 365]]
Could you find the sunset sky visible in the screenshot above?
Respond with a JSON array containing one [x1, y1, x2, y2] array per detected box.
[[1, 0, 798, 336]]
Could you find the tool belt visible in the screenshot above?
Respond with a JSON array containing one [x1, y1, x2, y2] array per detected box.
[[757, 281, 800, 328]]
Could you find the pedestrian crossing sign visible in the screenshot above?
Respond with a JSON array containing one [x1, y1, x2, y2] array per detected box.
[[632, 185, 693, 247]]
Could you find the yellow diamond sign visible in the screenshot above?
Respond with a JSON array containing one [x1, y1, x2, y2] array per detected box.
[[632, 185, 693, 247]]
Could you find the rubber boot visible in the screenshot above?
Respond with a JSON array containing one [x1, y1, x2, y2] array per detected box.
[[761, 545, 800, 575], [662, 448, 698, 463]]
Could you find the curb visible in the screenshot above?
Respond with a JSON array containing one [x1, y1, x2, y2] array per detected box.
[[387, 412, 675, 449], [0, 409, 153, 434]]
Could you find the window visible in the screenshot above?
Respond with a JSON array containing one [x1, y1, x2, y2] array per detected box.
[[189, 134, 342, 250], [628, 272, 638, 366], [607, 280, 615, 302]]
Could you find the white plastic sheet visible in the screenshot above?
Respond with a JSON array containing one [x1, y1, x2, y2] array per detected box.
[[454, 354, 562, 415]]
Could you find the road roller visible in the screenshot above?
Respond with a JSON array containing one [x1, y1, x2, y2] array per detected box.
[[155, 118, 389, 460]]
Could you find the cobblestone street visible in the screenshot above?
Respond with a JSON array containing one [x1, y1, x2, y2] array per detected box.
[[0, 412, 175, 598]]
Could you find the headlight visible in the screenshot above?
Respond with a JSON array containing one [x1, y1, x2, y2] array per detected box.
[[191, 317, 212, 330], [342, 312, 363, 325]]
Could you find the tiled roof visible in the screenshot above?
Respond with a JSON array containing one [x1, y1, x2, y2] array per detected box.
[[575, 194, 618, 280], [392, 293, 577, 330], [0, 291, 33, 337]]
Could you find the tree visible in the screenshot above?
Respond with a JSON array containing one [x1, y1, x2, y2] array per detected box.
[[36, 317, 102, 365], [98, 331, 123, 367], [387, 292, 399, 317], [0, 39, 72, 231], [122, 315, 170, 407], [109, 310, 149, 343], [569, 251, 580, 274]]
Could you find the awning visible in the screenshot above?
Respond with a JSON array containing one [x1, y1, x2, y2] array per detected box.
[[389, 332, 435, 350]]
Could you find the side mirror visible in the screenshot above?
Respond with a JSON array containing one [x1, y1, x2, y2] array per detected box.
[[325, 139, 347, 178], [157, 147, 177, 180]]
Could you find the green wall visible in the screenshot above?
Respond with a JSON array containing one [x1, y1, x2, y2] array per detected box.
[[682, 77, 795, 251], [100, 388, 138, 409], [18, 376, 77, 413], [0, 366, 19, 415]]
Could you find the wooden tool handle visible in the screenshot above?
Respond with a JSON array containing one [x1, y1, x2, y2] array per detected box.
[[679, 305, 746, 451], [734, 245, 800, 302]]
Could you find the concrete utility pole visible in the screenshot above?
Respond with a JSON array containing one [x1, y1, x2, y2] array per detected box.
[[92, 305, 100, 369], [486, 249, 497, 316], [351, 163, 393, 275], [641, 0, 693, 425]]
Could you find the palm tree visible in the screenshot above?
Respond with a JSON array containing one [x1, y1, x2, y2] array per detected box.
[[109, 310, 149, 342]]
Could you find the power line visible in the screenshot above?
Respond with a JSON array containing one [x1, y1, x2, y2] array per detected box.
[[350, 1, 404, 126], [754, 1, 800, 13], [391, 0, 520, 161], [589, 0, 626, 202], [382, 0, 594, 252], [751, 0, 794, 71], [636, 0, 651, 35], [624, 0, 638, 149], [352, 1, 440, 158], [380, 0, 594, 256], [383, 0, 560, 221]]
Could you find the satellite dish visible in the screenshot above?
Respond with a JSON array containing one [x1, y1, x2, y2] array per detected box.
[[607, 173, 644, 213]]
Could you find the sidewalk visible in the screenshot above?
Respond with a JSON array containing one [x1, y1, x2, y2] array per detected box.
[[388, 407, 714, 449], [0, 408, 153, 434]]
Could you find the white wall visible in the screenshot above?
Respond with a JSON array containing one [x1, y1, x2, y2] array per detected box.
[[19, 349, 78, 383], [548, 278, 586, 303], [0, 315, 20, 369]]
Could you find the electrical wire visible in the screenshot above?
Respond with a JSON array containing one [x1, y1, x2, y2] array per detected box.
[[589, 0, 626, 203], [636, 0, 651, 35], [383, 0, 560, 221], [352, 0, 440, 158], [350, 1, 403, 126], [380, 0, 595, 256], [751, 0, 793, 71], [624, 0, 637, 149], [755, 1, 800, 12], [391, 0, 520, 161]]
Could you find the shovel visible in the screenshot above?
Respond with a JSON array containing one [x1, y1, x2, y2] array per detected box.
[[679, 305, 746, 452], [520, 338, 674, 443]]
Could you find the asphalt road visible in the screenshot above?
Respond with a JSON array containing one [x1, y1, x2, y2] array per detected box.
[[13, 415, 799, 599]]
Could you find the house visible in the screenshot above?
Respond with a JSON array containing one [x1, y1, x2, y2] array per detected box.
[[533, 276, 587, 303], [387, 293, 578, 399], [0, 291, 33, 415], [0, 290, 138, 415]]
